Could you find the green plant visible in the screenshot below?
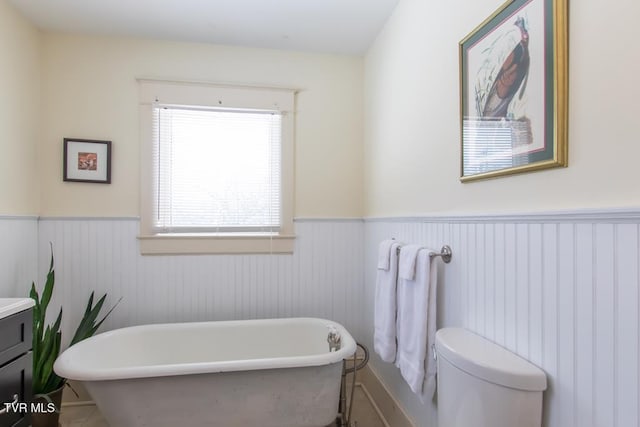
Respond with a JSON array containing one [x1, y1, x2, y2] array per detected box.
[[30, 247, 119, 395]]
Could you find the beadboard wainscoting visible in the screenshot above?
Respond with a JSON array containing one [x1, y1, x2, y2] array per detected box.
[[363, 211, 640, 427], [37, 218, 365, 345], [16, 210, 640, 427], [0, 216, 38, 296]]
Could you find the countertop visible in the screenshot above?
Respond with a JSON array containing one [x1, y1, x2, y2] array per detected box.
[[0, 298, 35, 320]]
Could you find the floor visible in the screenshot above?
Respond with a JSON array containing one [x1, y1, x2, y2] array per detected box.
[[59, 385, 387, 427]]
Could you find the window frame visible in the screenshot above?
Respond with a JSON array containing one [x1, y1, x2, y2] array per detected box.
[[138, 79, 296, 255]]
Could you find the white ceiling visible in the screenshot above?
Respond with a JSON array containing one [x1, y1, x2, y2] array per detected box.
[[8, 0, 399, 55]]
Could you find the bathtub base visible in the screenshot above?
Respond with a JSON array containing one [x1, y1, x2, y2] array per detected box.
[[85, 364, 342, 427]]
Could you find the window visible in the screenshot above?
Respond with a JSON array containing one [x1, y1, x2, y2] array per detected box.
[[138, 80, 295, 254], [153, 106, 282, 233]]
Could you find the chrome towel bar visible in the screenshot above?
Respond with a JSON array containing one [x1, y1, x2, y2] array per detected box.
[[395, 244, 452, 264]]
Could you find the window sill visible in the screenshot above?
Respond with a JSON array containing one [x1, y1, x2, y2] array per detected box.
[[137, 234, 296, 255]]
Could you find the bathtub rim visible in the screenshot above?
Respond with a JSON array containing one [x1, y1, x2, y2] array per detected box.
[[54, 317, 357, 381]]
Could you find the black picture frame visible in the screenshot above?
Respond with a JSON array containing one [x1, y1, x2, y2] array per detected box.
[[63, 138, 112, 184]]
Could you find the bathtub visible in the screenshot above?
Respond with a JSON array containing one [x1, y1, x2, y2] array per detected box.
[[54, 317, 356, 427]]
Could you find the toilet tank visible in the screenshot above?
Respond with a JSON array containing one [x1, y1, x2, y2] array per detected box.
[[435, 328, 547, 427]]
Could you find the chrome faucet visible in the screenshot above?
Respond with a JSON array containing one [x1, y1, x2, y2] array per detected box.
[[327, 326, 342, 352]]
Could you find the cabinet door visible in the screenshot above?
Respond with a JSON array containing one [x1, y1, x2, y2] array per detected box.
[[0, 352, 32, 427], [0, 310, 33, 363]]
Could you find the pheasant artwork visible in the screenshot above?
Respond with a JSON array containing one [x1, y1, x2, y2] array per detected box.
[[482, 16, 530, 118]]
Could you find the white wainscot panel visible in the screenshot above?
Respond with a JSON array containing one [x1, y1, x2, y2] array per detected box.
[[363, 214, 640, 427], [0, 216, 38, 297], [37, 219, 365, 346]]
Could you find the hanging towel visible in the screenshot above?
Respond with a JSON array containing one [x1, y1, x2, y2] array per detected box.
[[423, 258, 438, 400], [377, 239, 396, 271], [399, 244, 422, 280], [395, 247, 438, 400], [374, 241, 402, 363]]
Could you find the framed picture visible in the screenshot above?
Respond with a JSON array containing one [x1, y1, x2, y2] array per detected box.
[[63, 138, 112, 184], [459, 0, 568, 182]]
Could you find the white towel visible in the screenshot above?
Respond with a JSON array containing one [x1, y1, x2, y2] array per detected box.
[[374, 241, 402, 363], [395, 247, 438, 400], [399, 244, 422, 280], [424, 258, 438, 400], [377, 239, 396, 270]]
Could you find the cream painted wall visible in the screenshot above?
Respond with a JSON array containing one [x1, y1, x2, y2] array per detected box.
[[40, 34, 363, 217], [364, 0, 640, 425], [0, 0, 41, 215], [364, 0, 640, 217]]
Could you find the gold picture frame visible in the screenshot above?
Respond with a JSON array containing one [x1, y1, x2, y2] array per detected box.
[[459, 0, 568, 182]]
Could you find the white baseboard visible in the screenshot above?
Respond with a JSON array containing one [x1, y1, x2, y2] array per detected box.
[[61, 380, 93, 405], [358, 365, 415, 427], [61, 401, 95, 407], [355, 382, 391, 427]]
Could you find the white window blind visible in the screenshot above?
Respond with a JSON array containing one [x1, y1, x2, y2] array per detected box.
[[152, 105, 282, 233]]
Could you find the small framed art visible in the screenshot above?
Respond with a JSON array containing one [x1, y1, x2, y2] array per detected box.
[[63, 138, 112, 184]]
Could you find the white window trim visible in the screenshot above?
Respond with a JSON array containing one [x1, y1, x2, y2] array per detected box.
[[138, 79, 296, 255]]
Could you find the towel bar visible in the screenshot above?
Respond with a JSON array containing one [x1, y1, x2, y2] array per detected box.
[[432, 245, 452, 263], [395, 245, 452, 264]]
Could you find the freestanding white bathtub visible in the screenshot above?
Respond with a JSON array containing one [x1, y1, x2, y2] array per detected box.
[[54, 317, 356, 427]]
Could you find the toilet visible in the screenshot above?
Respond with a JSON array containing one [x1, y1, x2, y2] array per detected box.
[[435, 328, 547, 427]]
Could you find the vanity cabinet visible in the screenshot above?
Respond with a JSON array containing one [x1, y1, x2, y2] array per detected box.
[[0, 307, 32, 427]]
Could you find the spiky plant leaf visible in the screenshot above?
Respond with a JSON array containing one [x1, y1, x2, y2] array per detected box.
[[70, 294, 121, 347], [30, 245, 120, 395], [30, 247, 65, 394]]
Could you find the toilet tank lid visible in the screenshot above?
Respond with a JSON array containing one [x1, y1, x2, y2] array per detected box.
[[435, 328, 547, 392]]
